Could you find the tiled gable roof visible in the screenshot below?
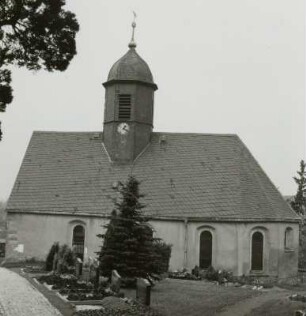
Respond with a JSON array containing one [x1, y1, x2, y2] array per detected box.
[[6, 131, 299, 222]]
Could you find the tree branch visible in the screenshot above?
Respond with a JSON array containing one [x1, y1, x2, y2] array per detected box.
[[0, 0, 23, 27]]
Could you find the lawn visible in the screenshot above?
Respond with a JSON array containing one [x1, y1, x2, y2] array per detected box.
[[124, 278, 259, 316], [248, 298, 306, 316], [123, 278, 306, 316], [11, 266, 306, 316]]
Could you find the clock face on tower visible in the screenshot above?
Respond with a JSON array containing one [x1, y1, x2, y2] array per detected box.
[[117, 122, 130, 135]]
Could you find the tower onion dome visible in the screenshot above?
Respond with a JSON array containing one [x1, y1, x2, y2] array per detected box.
[[104, 16, 157, 90], [107, 48, 155, 86]]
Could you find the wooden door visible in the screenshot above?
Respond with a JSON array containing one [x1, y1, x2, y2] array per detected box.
[[251, 232, 263, 271], [199, 231, 212, 269]]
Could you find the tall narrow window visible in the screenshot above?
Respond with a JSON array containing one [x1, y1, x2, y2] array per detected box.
[[284, 227, 294, 250], [72, 225, 85, 260], [251, 232, 263, 271], [0, 243, 5, 258], [199, 231, 212, 269], [118, 94, 131, 120]]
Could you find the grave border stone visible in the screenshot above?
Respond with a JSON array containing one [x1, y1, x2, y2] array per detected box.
[[136, 278, 151, 306], [110, 269, 121, 293]]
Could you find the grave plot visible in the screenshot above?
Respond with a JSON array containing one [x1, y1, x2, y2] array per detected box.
[[34, 268, 162, 316], [36, 269, 124, 303]]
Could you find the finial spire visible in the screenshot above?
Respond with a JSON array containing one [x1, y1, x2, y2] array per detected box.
[[128, 11, 137, 49]]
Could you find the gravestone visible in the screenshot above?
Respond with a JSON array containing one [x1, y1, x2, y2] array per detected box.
[[99, 276, 108, 284], [110, 270, 121, 293], [57, 258, 63, 274], [75, 258, 82, 278], [136, 278, 151, 306], [52, 252, 58, 272], [94, 266, 100, 290], [81, 267, 90, 282]]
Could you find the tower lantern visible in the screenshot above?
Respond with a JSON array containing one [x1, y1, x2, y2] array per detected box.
[[102, 15, 158, 162]]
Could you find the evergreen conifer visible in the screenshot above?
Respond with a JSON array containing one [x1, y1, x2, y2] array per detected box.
[[97, 176, 157, 278], [290, 160, 306, 268], [291, 160, 306, 216]]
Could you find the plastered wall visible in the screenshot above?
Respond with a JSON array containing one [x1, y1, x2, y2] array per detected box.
[[6, 213, 108, 261], [6, 213, 299, 278]]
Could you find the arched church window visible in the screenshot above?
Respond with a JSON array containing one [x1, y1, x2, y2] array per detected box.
[[251, 231, 263, 271], [118, 94, 131, 120], [199, 231, 212, 269], [0, 242, 5, 258], [72, 225, 85, 260], [284, 227, 294, 250]]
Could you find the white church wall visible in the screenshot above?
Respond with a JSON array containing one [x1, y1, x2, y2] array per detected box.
[[151, 219, 299, 278], [5, 213, 299, 279], [149, 219, 186, 271], [5, 213, 108, 262]]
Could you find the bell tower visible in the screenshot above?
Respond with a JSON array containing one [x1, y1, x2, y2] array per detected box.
[[102, 17, 158, 163]]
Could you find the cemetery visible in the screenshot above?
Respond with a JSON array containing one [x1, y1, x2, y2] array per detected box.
[[0, 176, 305, 315], [11, 241, 304, 316], [30, 257, 159, 315], [15, 258, 306, 316], [0, 1, 305, 315]]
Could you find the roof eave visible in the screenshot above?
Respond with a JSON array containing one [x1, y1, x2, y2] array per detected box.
[[103, 79, 158, 91], [6, 209, 301, 223]]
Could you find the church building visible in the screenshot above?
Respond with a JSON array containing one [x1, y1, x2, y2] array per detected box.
[[5, 22, 300, 279]]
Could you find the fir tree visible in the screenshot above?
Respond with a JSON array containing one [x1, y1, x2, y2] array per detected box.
[[97, 176, 157, 279], [291, 160, 306, 216], [290, 160, 306, 269]]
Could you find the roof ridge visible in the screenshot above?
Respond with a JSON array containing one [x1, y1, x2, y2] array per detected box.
[[152, 132, 238, 137], [32, 131, 239, 137], [33, 131, 102, 134]]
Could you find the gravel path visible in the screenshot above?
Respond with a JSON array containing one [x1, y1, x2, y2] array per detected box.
[[217, 287, 294, 316], [0, 268, 62, 316]]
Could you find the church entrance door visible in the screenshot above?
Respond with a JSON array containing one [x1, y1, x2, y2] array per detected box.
[[199, 231, 212, 269], [251, 232, 263, 271], [72, 225, 85, 260]]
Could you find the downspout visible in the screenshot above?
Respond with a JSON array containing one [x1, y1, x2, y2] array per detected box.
[[183, 218, 188, 268]]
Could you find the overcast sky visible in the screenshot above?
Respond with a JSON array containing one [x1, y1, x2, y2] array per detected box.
[[0, 0, 305, 201]]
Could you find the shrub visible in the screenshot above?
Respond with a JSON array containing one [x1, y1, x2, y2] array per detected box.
[[217, 270, 233, 284], [205, 266, 219, 281], [45, 242, 59, 271], [121, 277, 137, 288], [58, 244, 76, 272], [151, 239, 172, 274], [262, 282, 274, 289], [168, 269, 200, 281], [45, 243, 76, 272]]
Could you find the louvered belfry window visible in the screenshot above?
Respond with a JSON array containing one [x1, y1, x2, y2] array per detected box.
[[118, 94, 131, 120]]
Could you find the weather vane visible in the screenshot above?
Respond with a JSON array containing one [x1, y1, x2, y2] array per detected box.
[[129, 11, 137, 48]]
